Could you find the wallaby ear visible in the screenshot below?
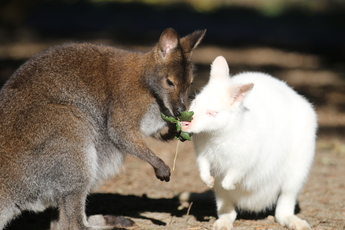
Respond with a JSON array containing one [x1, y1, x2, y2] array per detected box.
[[157, 28, 179, 59], [231, 83, 254, 104], [180, 29, 206, 54], [210, 56, 230, 79]]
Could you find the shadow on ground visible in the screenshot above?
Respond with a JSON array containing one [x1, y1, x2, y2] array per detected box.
[[6, 192, 215, 230], [7, 191, 305, 230]]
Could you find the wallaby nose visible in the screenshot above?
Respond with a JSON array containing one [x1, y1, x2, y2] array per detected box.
[[175, 105, 186, 117]]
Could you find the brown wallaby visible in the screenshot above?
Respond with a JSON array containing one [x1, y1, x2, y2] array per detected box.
[[0, 28, 205, 230]]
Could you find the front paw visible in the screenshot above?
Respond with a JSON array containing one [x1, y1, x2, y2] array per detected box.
[[222, 180, 236, 190], [154, 163, 171, 182], [202, 175, 215, 188]]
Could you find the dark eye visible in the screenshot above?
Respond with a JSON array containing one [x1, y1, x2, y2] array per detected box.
[[166, 78, 174, 87]]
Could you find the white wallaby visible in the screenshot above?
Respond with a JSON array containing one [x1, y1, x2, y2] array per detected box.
[[182, 56, 317, 230]]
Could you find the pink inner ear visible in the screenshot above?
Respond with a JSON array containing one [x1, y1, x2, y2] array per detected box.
[[207, 110, 218, 117], [231, 83, 254, 104], [165, 46, 171, 54]]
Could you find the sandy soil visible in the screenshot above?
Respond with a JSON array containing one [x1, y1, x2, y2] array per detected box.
[[2, 43, 345, 230]]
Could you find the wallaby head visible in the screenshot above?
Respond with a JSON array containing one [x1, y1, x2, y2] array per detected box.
[[182, 56, 254, 134], [147, 28, 206, 117]]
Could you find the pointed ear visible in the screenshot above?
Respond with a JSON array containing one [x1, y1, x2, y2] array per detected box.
[[157, 28, 179, 59], [180, 29, 206, 54], [231, 83, 254, 104], [210, 56, 229, 79]]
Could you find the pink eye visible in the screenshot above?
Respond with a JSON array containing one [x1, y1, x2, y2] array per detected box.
[[207, 111, 218, 117]]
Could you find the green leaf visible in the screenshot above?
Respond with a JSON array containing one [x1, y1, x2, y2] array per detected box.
[[161, 113, 178, 123], [179, 111, 194, 122], [176, 121, 182, 132], [160, 112, 194, 141], [179, 131, 192, 141]]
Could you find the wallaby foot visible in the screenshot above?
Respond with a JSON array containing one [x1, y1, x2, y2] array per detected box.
[[213, 218, 233, 230], [88, 215, 135, 228], [275, 214, 311, 230], [275, 193, 311, 230]]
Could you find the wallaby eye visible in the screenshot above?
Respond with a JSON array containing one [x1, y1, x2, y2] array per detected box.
[[166, 78, 175, 87], [207, 111, 218, 117]]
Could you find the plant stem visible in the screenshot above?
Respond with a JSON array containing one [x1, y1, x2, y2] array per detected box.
[[173, 140, 180, 171]]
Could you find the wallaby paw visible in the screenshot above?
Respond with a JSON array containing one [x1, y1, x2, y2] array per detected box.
[[88, 214, 135, 229], [276, 215, 311, 230], [221, 180, 236, 190], [154, 162, 171, 182], [288, 217, 311, 230], [202, 175, 215, 188], [213, 219, 233, 230]]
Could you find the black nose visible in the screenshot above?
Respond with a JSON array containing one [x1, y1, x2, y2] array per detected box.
[[175, 105, 186, 117]]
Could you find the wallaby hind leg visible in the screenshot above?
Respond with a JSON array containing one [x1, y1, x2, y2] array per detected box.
[[50, 193, 130, 230], [275, 192, 310, 230], [275, 143, 313, 230], [213, 182, 237, 230], [50, 192, 89, 230]]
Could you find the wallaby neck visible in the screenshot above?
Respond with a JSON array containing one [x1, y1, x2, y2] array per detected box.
[[103, 47, 162, 115]]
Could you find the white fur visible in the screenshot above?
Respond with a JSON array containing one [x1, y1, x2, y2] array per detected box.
[[140, 103, 166, 136], [94, 142, 126, 185], [183, 56, 317, 230]]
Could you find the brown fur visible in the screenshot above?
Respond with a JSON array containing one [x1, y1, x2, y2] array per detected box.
[[0, 28, 205, 229]]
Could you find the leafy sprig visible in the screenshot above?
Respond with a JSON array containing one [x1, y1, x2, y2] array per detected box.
[[161, 111, 194, 141]]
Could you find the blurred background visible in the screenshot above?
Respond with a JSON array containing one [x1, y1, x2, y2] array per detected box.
[[1, 0, 345, 229]]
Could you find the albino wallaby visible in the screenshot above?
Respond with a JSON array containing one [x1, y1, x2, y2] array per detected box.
[[0, 28, 205, 229], [182, 56, 317, 230]]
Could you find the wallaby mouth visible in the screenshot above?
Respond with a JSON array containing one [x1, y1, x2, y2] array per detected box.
[[181, 121, 191, 131]]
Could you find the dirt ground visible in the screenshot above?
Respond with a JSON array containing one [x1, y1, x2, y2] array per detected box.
[[1, 40, 344, 230]]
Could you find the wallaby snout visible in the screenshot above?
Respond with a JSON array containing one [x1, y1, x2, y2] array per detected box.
[[174, 104, 186, 117], [169, 91, 189, 117]]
